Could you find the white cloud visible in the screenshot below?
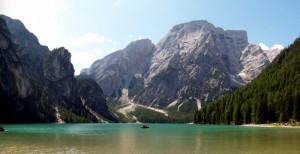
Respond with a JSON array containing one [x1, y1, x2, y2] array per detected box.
[[0, 0, 119, 75], [271, 44, 284, 50], [113, 1, 122, 7], [137, 36, 143, 40], [128, 34, 133, 38], [70, 47, 103, 75], [64, 33, 107, 48], [71, 47, 118, 75], [259, 43, 284, 50], [0, 0, 67, 48], [127, 34, 144, 42], [259, 43, 270, 50], [109, 48, 117, 53], [107, 38, 114, 43], [71, 51, 97, 75], [62, 33, 117, 75]]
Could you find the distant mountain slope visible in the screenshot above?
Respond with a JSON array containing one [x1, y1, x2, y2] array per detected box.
[[0, 15, 117, 123], [194, 37, 300, 124]]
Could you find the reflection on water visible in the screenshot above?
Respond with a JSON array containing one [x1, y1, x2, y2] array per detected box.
[[0, 124, 300, 154]]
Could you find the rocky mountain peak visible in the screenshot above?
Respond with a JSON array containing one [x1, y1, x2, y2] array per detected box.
[[239, 44, 270, 83], [120, 39, 155, 62], [169, 20, 211, 33], [42, 47, 77, 100], [126, 39, 153, 49], [43, 47, 74, 81], [0, 15, 49, 85], [0, 15, 47, 49]]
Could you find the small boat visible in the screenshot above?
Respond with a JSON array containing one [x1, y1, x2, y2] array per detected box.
[[0, 125, 4, 132], [141, 125, 150, 128]]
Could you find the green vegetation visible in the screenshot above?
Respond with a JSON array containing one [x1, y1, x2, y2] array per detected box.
[[131, 106, 193, 123], [106, 98, 135, 123], [194, 37, 300, 125], [36, 86, 55, 122], [128, 76, 144, 97], [176, 99, 198, 113], [57, 105, 97, 123], [107, 98, 193, 123]]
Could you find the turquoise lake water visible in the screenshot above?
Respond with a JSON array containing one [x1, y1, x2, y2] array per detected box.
[[0, 124, 299, 154]]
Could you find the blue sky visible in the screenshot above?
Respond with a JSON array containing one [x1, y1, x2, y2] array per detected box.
[[1, 0, 299, 74]]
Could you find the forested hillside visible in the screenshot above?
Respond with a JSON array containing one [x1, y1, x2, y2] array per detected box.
[[194, 37, 300, 124]]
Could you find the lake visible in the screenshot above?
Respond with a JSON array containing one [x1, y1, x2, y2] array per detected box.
[[0, 124, 299, 154]]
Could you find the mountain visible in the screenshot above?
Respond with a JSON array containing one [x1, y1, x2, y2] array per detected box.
[[135, 21, 257, 107], [194, 37, 300, 124], [135, 20, 283, 108], [0, 15, 117, 123], [81, 20, 282, 121], [81, 39, 155, 97], [238, 44, 271, 83]]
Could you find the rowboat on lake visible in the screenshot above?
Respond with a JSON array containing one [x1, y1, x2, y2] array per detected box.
[[141, 125, 150, 128], [0, 124, 4, 132]]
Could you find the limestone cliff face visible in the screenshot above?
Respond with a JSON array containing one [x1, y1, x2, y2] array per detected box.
[[0, 17, 37, 122], [43, 47, 77, 99], [0, 17, 33, 97], [239, 44, 270, 83], [81, 39, 155, 97], [1, 15, 48, 85], [0, 15, 117, 123]]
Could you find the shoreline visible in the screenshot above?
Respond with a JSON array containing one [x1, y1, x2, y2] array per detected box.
[[242, 123, 300, 128]]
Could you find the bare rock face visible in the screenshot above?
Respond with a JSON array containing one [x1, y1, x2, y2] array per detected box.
[[239, 44, 270, 83], [263, 48, 282, 62], [0, 17, 35, 97], [0, 18, 32, 96], [0, 15, 48, 85], [0, 17, 36, 122], [81, 39, 155, 97], [43, 47, 76, 99]]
